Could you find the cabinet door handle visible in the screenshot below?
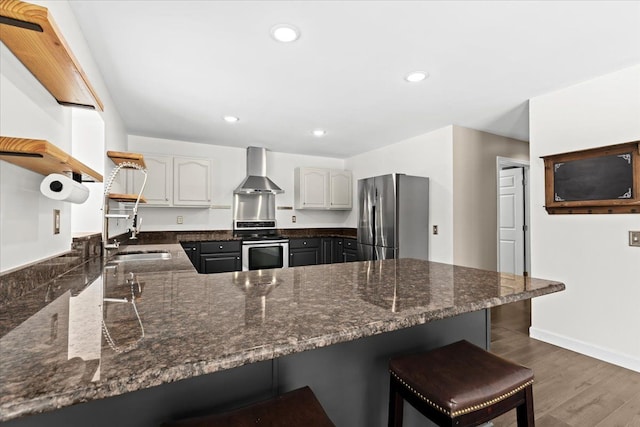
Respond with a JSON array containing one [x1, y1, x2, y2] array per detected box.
[[236, 257, 240, 260], [219, 245, 223, 249], [303, 241, 307, 245]]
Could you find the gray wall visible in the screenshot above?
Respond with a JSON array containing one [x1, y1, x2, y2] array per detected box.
[[452, 126, 529, 270]]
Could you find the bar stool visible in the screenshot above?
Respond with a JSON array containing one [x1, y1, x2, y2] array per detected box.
[[162, 386, 335, 427], [388, 340, 534, 427]]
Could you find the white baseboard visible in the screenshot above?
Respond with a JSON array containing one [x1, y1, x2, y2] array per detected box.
[[529, 327, 640, 373]]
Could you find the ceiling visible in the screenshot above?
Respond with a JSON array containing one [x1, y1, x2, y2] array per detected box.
[[69, 1, 640, 158]]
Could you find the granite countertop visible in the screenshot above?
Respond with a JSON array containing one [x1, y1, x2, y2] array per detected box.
[[0, 243, 564, 422], [125, 228, 357, 244]]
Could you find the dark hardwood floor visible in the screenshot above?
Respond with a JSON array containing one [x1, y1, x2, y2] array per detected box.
[[489, 301, 640, 427]]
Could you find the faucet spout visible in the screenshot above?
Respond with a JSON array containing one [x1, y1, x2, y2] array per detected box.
[[104, 239, 120, 250]]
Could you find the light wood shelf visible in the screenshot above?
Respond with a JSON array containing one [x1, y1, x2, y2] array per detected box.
[[106, 151, 147, 203], [0, 0, 104, 110], [107, 151, 146, 169], [0, 136, 103, 182], [107, 193, 147, 203]]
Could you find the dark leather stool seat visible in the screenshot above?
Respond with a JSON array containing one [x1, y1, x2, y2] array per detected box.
[[388, 340, 534, 427], [162, 386, 335, 427]]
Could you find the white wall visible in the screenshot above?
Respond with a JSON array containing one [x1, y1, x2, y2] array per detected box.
[[0, 0, 127, 272], [71, 109, 105, 234], [529, 65, 640, 372], [345, 126, 454, 264], [127, 135, 348, 230]]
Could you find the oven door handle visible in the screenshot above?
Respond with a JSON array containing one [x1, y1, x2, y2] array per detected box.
[[242, 240, 289, 246]]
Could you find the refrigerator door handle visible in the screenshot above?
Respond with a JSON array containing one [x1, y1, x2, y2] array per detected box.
[[371, 205, 376, 253]]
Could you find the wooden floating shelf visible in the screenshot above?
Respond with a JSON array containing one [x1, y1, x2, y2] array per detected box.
[[107, 193, 147, 204], [0, 136, 103, 182], [107, 151, 146, 169], [106, 151, 147, 203], [0, 0, 104, 110]]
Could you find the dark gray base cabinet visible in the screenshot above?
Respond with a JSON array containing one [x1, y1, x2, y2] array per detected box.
[[332, 238, 358, 263], [290, 237, 357, 267], [199, 241, 242, 274], [180, 242, 200, 269], [183, 237, 356, 273], [200, 254, 241, 274], [289, 238, 321, 267]]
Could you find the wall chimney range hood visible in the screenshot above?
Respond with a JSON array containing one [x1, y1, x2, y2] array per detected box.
[[234, 147, 283, 194]]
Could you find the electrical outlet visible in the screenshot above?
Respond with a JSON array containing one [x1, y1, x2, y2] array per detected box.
[[177, 216, 184, 224], [53, 209, 60, 234], [630, 231, 640, 247], [292, 215, 297, 223], [433, 225, 438, 235]]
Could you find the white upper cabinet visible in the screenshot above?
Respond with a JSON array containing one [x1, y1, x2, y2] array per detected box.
[[295, 167, 352, 210], [329, 170, 352, 209], [295, 168, 329, 209], [173, 157, 211, 206], [128, 155, 172, 205], [126, 154, 211, 207]]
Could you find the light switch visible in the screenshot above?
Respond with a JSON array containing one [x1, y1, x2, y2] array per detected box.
[[53, 209, 60, 234], [177, 216, 183, 224], [630, 231, 640, 247]]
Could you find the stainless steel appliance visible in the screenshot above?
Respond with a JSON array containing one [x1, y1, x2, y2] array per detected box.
[[232, 147, 289, 271], [234, 146, 283, 194], [235, 220, 289, 271], [357, 173, 429, 261]]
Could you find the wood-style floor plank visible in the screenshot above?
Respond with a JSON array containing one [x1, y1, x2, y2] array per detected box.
[[489, 302, 640, 427]]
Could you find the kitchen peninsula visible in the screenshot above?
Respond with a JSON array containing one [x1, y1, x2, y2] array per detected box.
[[0, 243, 564, 426]]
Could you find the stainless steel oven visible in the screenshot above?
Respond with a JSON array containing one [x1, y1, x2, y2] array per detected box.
[[242, 239, 289, 271], [234, 220, 289, 271]]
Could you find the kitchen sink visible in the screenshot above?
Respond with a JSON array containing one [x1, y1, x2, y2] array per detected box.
[[110, 250, 172, 262]]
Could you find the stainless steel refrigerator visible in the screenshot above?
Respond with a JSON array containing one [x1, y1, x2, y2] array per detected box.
[[357, 174, 429, 261]]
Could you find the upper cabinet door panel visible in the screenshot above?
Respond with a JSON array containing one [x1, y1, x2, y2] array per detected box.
[[173, 157, 211, 206], [129, 155, 172, 205], [297, 168, 329, 209], [295, 167, 352, 210], [330, 170, 352, 209]]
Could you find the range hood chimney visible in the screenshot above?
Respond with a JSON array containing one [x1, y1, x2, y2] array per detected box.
[[234, 147, 283, 194]]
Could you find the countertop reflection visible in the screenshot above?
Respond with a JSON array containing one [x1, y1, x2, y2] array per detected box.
[[0, 243, 564, 422]]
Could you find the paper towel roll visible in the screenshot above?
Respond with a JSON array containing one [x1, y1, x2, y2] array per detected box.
[[40, 173, 90, 204]]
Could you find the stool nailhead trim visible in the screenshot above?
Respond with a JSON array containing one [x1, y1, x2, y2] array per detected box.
[[390, 370, 534, 418]]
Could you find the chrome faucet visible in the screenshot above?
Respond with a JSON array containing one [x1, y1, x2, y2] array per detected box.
[[104, 239, 120, 250]]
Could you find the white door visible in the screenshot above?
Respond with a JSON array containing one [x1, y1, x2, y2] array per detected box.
[[499, 168, 525, 275]]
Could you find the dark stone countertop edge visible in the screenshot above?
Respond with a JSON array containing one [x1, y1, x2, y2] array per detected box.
[[128, 228, 357, 244], [0, 279, 564, 421]]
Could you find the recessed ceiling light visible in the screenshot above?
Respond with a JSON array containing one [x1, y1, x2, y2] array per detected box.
[[404, 71, 429, 83], [223, 116, 239, 123], [312, 129, 326, 137], [271, 24, 300, 43]]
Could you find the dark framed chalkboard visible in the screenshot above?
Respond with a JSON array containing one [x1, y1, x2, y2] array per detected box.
[[542, 141, 640, 214]]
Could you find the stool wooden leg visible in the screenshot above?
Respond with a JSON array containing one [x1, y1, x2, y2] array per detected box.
[[388, 377, 404, 427], [516, 384, 535, 427]]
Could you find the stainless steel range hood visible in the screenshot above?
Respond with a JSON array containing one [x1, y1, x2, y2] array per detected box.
[[234, 147, 283, 194]]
